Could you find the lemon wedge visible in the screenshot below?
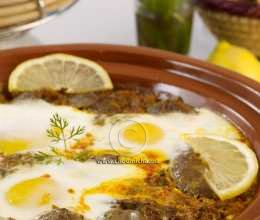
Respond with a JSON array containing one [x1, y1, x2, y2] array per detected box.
[[209, 41, 260, 83], [183, 135, 258, 200], [8, 53, 113, 93]]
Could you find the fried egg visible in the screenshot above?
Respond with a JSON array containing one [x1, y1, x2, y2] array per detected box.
[[91, 110, 241, 159], [0, 160, 144, 219], [0, 99, 247, 219], [0, 100, 241, 159], [0, 100, 94, 155]]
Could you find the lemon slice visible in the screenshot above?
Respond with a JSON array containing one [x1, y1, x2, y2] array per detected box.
[[8, 53, 113, 93], [183, 135, 259, 200]]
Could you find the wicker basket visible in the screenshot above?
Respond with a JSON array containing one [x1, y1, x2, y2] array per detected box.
[[198, 6, 260, 57], [0, 0, 78, 39]]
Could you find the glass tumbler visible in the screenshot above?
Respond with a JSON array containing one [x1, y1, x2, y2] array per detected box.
[[136, 0, 194, 54]]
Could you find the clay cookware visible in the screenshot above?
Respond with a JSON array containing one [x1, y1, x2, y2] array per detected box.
[[0, 44, 259, 220]]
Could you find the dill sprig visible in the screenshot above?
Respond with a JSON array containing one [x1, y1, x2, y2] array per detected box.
[[72, 150, 93, 162], [33, 148, 63, 165], [33, 113, 89, 166], [32, 149, 93, 165], [46, 113, 85, 150]]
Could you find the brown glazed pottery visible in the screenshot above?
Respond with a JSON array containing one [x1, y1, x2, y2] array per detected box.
[[0, 44, 259, 220]]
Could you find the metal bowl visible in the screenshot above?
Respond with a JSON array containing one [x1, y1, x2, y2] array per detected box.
[[0, 0, 79, 40]]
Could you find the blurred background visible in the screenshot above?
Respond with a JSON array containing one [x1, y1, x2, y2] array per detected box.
[[0, 0, 259, 82], [0, 0, 216, 59]]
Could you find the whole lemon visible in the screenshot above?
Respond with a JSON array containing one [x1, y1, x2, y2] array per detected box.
[[209, 41, 260, 83]]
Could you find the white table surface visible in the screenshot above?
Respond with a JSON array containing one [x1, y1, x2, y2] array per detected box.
[[0, 0, 217, 60]]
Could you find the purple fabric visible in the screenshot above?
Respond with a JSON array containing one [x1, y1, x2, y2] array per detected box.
[[195, 0, 260, 18]]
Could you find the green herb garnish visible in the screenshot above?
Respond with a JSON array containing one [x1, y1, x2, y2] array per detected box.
[[46, 113, 85, 150], [32, 149, 93, 165], [72, 150, 93, 162], [1, 114, 92, 168], [33, 148, 63, 165], [30, 113, 88, 166]]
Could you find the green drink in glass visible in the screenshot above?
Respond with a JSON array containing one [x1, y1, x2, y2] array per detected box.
[[136, 0, 193, 54]]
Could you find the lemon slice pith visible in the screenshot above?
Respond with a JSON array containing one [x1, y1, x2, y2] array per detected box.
[[8, 53, 113, 93], [183, 135, 258, 200]]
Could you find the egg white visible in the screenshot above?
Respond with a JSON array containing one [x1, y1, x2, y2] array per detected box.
[[0, 99, 246, 220], [0, 160, 144, 220], [0, 100, 95, 154], [91, 109, 241, 159], [0, 100, 241, 158]]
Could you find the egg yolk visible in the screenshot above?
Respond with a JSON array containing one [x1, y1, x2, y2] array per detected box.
[[123, 122, 164, 145], [6, 175, 56, 207], [0, 139, 30, 155]]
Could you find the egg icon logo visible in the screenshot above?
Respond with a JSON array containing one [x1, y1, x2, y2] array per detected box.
[[109, 119, 148, 157]]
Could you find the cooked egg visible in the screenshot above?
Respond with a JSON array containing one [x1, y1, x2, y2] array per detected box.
[[6, 175, 56, 207], [123, 122, 164, 145], [0, 160, 144, 220], [0, 99, 241, 159], [91, 109, 241, 159], [80, 194, 116, 219], [0, 100, 94, 155], [0, 139, 31, 155], [0, 99, 246, 220], [168, 108, 241, 139], [104, 114, 185, 158]]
